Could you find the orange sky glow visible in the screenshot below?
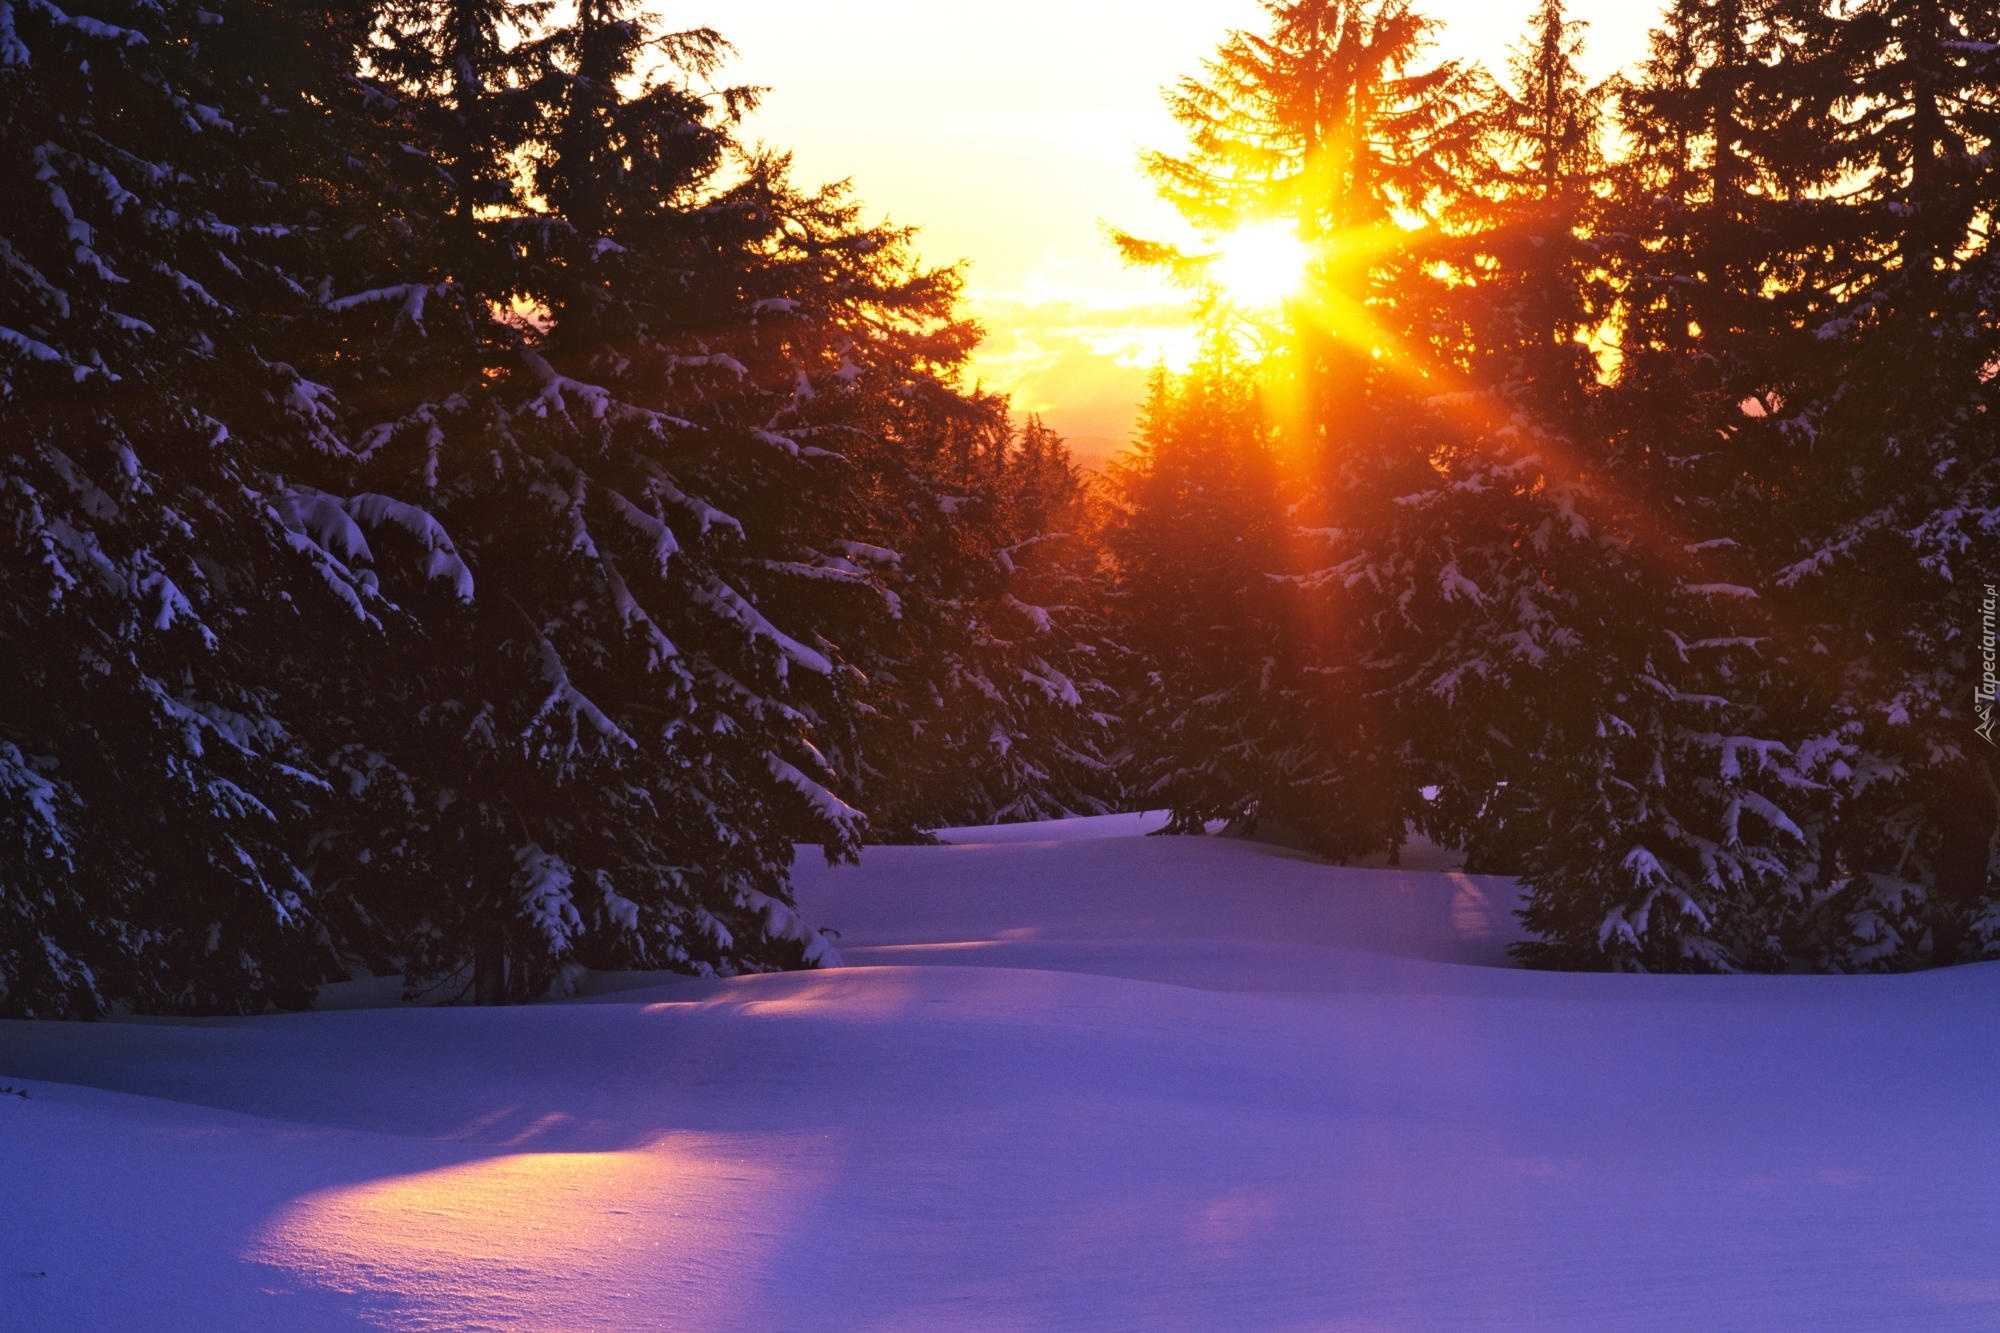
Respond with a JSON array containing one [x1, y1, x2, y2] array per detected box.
[[683, 1, 1660, 465]]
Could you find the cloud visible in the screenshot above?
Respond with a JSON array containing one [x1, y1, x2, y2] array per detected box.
[[962, 278, 1200, 466]]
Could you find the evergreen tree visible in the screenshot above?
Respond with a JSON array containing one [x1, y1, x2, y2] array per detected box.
[[843, 411, 1122, 835], [1452, 0, 1609, 397], [1450, 0, 1997, 969], [307, 5, 972, 999], [0, 0, 384, 1014], [1114, 0, 1857, 969], [1130, 0, 1475, 238], [984, 418, 1125, 822], [1503, 0, 1832, 970], [307, 0, 1112, 994], [1113, 0, 1485, 857], [1118, 0, 1480, 431], [1, 0, 1107, 1012], [1105, 363, 1304, 837], [1764, 0, 2000, 966]]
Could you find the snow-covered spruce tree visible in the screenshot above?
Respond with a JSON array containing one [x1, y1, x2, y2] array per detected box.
[[1380, 0, 1609, 869], [1240, 0, 1687, 893], [298, 4, 819, 1000], [1119, 0, 1480, 435], [1114, 0, 1838, 966], [1119, 0, 1651, 870], [1427, 0, 1996, 970], [837, 408, 1123, 837], [1103, 362, 1323, 839], [979, 417, 1124, 822], [1502, 562, 1822, 972], [1111, 0, 1487, 858], [0, 0, 391, 1015], [523, 1, 1122, 855], [1757, 0, 2000, 967], [301, 1, 1075, 998], [1444, 0, 1610, 407], [625, 177, 1125, 836], [1500, 0, 1846, 971]]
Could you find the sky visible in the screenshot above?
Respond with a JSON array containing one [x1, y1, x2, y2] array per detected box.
[[680, 1, 1664, 465]]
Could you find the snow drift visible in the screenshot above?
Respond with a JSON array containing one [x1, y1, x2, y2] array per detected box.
[[1, 813, 1996, 1328]]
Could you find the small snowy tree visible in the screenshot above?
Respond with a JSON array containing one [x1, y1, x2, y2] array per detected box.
[[837, 411, 1123, 835]]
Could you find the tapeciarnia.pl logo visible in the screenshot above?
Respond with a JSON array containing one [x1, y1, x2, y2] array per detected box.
[[1979, 583, 1998, 745]]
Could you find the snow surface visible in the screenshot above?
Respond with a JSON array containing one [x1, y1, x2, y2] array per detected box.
[[2, 813, 1997, 1329]]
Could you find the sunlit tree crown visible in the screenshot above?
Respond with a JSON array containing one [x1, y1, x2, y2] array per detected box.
[[1486, 0, 1607, 200], [1137, 0, 1478, 242]]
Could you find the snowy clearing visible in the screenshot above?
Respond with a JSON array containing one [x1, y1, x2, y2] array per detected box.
[[2, 814, 1997, 1330]]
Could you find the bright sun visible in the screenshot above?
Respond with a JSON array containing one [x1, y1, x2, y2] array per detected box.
[[1209, 221, 1311, 309]]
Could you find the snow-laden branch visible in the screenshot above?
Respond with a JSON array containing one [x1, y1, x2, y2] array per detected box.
[[699, 575, 832, 677], [0, 740, 73, 868], [1001, 593, 1053, 634], [833, 540, 901, 566], [520, 349, 694, 436], [598, 555, 680, 671], [645, 470, 742, 538], [735, 883, 843, 967], [274, 489, 381, 623], [326, 282, 436, 330], [531, 635, 636, 751], [515, 843, 583, 953], [768, 756, 864, 841], [344, 493, 474, 600], [41, 4, 148, 48], [757, 559, 898, 616], [608, 489, 679, 575]]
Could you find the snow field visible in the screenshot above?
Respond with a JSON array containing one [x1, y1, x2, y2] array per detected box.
[[2, 813, 1996, 1329]]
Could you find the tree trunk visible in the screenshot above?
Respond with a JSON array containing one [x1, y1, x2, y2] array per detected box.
[[473, 926, 509, 1005], [1931, 754, 1998, 966]]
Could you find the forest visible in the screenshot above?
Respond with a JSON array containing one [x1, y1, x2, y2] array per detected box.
[[2, 0, 1996, 1017]]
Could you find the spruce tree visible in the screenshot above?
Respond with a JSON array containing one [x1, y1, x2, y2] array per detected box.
[[1764, 0, 2000, 965], [1504, 0, 1831, 970], [1, 0, 1097, 1012], [1451, 0, 1609, 399], [1107, 0, 1995, 970], [1493, 0, 1997, 969], [0, 0, 385, 1014], [982, 418, 1125, 822], [842, 411, 1122, 835], [305, 5, 942, 999], [1105, 363, 1303, 837], [302, 0, 1103, 996], [1113, 0, 1483, 857]]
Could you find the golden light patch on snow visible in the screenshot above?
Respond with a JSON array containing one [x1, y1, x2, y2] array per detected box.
[[1445, 873, 1506, 941], [248, 1133, 830, 1329]]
